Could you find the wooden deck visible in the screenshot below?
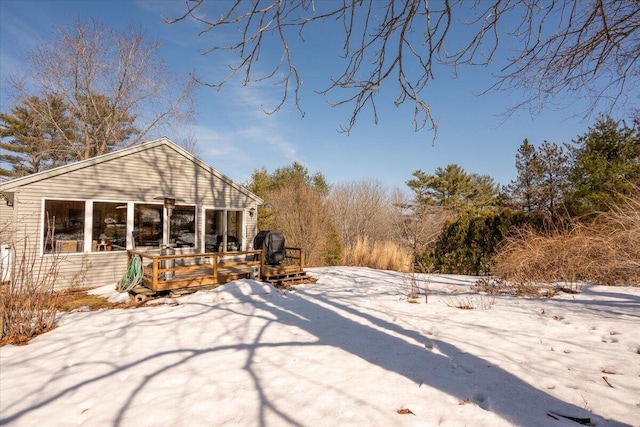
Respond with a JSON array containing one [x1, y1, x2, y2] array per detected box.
[[127, 247, 312, 295]]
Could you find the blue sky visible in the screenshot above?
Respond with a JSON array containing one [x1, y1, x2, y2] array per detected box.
[[0, 0, 627, 190]]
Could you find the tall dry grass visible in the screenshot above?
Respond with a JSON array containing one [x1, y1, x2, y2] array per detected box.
[[494, 194, 640, 286], [341, 236, 412, 272]]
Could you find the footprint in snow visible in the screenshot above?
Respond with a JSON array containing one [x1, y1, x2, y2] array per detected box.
[[473, 392, 490, 410]]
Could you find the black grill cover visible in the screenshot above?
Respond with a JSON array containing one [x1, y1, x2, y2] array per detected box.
[[254, 230, 286, 265]]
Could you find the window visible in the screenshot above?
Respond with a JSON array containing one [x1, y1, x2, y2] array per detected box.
[[227, 210, 242, 251], [171, 206, 196, 247], [204, 209, 243, 252], [44, 200, 85, 254], [134, 204, 163, 248], [92, 202, 127, 252]]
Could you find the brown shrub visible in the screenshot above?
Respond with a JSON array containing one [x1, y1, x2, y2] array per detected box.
[[493, 195, 640, 286], [1, 228, 60, 345]]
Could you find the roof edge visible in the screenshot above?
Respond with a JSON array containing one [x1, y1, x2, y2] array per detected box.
[[0, 137, 264, 204]]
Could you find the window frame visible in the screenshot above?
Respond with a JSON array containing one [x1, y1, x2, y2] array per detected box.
[[41, 198, 87, 255], [41, 198, 198, 256], [201, 207, 247, 253]]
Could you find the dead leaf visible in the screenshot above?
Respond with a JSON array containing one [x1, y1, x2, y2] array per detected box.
[[397, 408, 415, 415]]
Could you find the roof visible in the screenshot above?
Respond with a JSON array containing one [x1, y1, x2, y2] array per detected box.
[[0, 137, 264, 204]]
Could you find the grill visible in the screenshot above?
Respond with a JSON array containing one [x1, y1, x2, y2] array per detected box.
[[253, 230, 286, 265]]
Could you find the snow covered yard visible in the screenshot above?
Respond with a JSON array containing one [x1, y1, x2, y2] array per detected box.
[[1, 267, 638, 426]]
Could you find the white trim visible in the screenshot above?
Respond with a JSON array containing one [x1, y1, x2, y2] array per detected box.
[[126, 202, 135, 250], [84, 201, 93, 255], [201, 207, 246, 253], [40, 198, 87, 257]]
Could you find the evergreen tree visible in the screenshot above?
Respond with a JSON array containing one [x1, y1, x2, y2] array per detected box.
[[0, 94, 75, 178], [567, 116, 640, 215], [425, 209, 543, 275], [536, 141, 570, 220], [268, 162, 329, 195], [507, 139, 540, 212], [506, 138, 570, 220], [407, 164, 499, 213]]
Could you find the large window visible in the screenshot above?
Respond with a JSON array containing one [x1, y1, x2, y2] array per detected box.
[[44, 200, 85, 254], [92, 202, 127, 252], [171, 206, 196, 247], [134, 204, 163, 248], [204, 209, 243, 252]]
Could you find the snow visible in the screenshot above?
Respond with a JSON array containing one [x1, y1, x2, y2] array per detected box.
[[1, 267, 639, 426]]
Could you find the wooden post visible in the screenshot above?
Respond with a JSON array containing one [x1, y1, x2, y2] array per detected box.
[[299, 248, 304, 271], [260, 250, 265, 279], [152, 256, 158, 292], [211, 253, 218, 284]]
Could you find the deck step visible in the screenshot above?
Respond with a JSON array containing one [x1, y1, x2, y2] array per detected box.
[[264, 271, 316, 289]]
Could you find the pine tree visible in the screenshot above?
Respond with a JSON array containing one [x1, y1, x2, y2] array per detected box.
[[536, 141, 570, 220], [567, 116, 640, 215], [0, 94, 76, 178], [507, 139, 540, 212], [407, 164, 499, 213]]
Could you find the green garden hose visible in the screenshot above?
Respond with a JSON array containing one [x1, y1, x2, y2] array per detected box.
[[117, 255, 143, 293]]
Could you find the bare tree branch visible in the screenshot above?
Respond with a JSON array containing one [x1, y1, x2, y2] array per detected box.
[[167, 0, 640, 134], [8, 19, 196, 160]]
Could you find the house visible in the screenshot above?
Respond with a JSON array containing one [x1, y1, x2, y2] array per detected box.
[[0, 137, 264, 289]]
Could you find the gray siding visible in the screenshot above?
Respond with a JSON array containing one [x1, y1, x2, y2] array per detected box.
[[0, 140, 261, 289]]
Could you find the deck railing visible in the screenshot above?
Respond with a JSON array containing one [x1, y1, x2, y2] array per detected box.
[[127, 247, 304, 292], [283, 247, 304, 271], [128, 249, 262, 292]]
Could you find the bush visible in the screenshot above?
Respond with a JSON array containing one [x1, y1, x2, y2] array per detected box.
[[1, 230, 60, 345], [422, 210, 543, 275], [493, 194, 640, 285]]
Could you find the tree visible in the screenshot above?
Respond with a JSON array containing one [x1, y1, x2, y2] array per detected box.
[[407, 164, 499, 213], [6, 19, 195, 162], [390, 188, 452, 260], [0, 94, 76, 178], [567, 116, 640, 215], [246, 162, 338, 266], [535, 141, 571, 220], [71, 93, 138, 159], [168, 1, 640, 133], [507, 139, 540, 213], [505, 138, 571, 220], [426, 209, 544, 275], [328, 180, 393, 248]]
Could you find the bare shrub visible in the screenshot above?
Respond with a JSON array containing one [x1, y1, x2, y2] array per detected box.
[[472, 277, 554, 297], [400, 264, 430, 304], [493, 194, 640, 286], [342, 236, 412, 272], [1, 224, 60, 345], [443, 294, 495, 310]]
